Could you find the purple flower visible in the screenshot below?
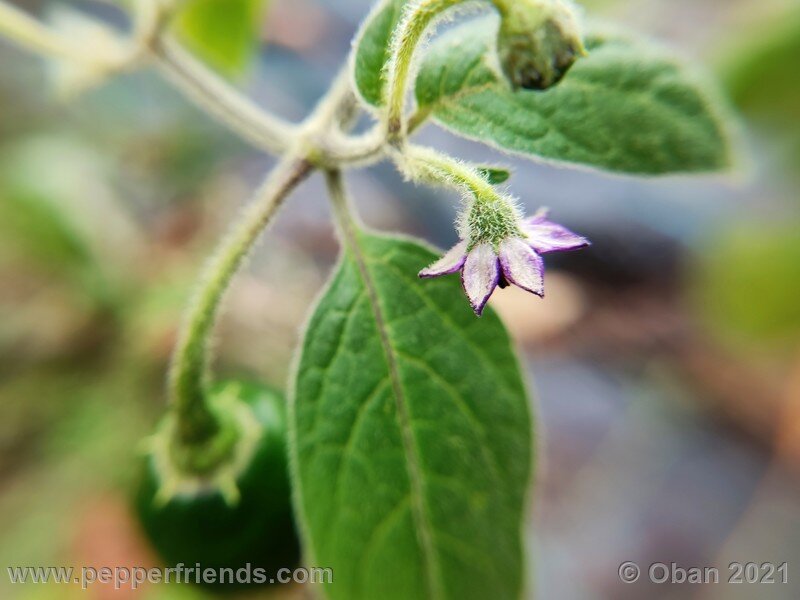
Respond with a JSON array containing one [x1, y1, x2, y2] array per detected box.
[[420, 209, 589, 316]]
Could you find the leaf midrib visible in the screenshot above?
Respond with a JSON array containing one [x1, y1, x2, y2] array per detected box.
[[340, 229, 445, 600]]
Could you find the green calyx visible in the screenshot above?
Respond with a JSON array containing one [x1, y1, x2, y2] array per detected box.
[[143, 383, 264, 506], [462, 196, 524, 250], [495, 0, 586, 90]]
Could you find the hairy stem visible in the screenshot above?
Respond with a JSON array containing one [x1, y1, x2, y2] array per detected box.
[[168, 67, 366, 450], [169, 156, 313, 444], [152, 35, 297, 155], [0, 1, 386, 164], [0, 1, 108, 62], [398, 144, 497, 199], [384, 0, 502, 139]]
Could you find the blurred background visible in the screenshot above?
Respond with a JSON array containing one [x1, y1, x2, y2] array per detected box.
[[0, 0, 798, 598]]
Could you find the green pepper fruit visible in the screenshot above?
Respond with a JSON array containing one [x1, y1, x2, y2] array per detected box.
[[135, 380, 300, 589]]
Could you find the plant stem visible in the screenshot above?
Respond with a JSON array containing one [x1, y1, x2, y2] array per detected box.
[[168, 68, 363, 448], [151, 37, 388, 164], [0, 1, 387, 164], [325, 169, 358, 248], [384, 0, 447, 137], [152, 35, 297, 155], [400, 144, 497, 199], [169, 156, 313, 444], [385, 0, 498, 139], [0, 1, 104, 62]]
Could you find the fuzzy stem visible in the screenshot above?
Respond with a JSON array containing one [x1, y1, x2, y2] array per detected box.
[[169, 156, 313, 444], [0, 1, 384, 164], [384, 0, 503, 140], [152, 35, 297, 155], [168, 67, 362, 449], [325, 169, 358, 251], [400, 144, 498, 200], [0, 1, 107, 62]]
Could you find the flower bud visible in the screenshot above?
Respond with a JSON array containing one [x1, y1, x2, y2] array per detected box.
[[495, 0, 586, 91]]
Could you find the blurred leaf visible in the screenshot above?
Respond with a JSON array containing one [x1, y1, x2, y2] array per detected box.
[[416, 17, 734, 175], [0, 136, 143, 308], [291, 233, 532, 600], [0, 186, 90, 271], [695, 223, 800, 344], [176, 0, 269, 77], [723, 8, 800, 180], [476, 166, 511, 185], [724, 9, 800, 123]]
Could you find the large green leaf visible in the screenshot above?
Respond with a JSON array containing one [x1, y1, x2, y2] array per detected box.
[[352, 0, 406, 106], [176, 0, 269, 77], [415, 16, 734, 175], [290, 233, 532, 600]]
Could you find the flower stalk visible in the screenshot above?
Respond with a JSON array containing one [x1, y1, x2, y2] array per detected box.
[[384, 0, 584, 140], [166, 67, 365, 472], [398, 144, 499, 200], [168, 156, 312, 448]]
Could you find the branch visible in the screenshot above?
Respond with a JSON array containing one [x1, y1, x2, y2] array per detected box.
[[169, 155, 313, 444], [151, 35, 297, 155], [0, 1, 117, 63]]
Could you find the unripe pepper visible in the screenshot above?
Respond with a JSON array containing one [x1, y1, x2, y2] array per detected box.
[[135, 380, 300, 589]]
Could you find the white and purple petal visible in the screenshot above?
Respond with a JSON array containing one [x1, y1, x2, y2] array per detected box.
[[461, 242, 500, 316], [522, 211, 589, 254], [499, 238, 545, 297], [419, 239, 469, 279]]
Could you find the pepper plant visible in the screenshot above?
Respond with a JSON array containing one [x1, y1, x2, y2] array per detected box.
[[0, 0, 735, 597]]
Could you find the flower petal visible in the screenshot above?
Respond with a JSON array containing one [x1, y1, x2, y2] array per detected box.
[[499, 238, 545, 297], [419, 239, 468, 278], [461, 242, 500, 316], [522, 211, 589, 254]]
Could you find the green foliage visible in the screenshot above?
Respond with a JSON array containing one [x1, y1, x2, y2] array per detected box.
[[353, 0, 405, 106], [724, 9, 800, 123], [723, 8, 800, 180], [0, 186, 89, 271], [477, 166, 512, 185], [0, 140, 96, 270], [695, 224, 800, 345], [0, 0, 746, 595], [291, 233, 532, 600], [176, 0, 269, 77], [0, 137, 130, 305], [415, 17, 733, 175]]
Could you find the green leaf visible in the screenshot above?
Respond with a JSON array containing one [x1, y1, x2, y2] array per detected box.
[[176, 0, 269, 77], [477, 166, 512, 185], [352, 0, 406, 106], [415, 16, 734, 175], [290, 233, 532, 600]]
